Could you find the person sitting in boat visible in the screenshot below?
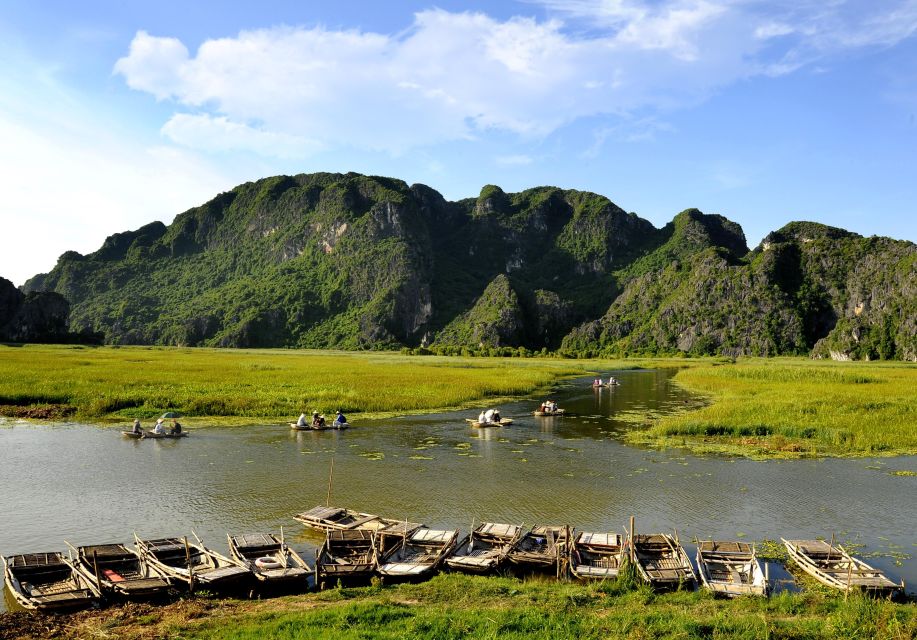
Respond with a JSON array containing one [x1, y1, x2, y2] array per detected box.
[[170, 420, 182, 435], [484, 409, 499, 423], [608, 376, 617, 385], [491, 409, 501, 422], [312, 411, 326, 428], [152, 419, 166, 435], [539, 401, 547, 412], [296, 412, 308, 427], [334, 410, 347, 427], [478, 410, 489, 424], [131, 419, 143, 435], [547, 400, 557, 412]]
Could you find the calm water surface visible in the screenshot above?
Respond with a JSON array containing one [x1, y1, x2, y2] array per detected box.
[[1, 369, 914, 609]]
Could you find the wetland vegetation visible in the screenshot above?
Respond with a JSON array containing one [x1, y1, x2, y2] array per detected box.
[[4, 573, 915, 640]]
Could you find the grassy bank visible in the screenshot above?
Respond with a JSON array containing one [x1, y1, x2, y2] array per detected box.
[[632, 358, 917, 458], [6, 574, 914, 640], [0, 344, 613, 424]]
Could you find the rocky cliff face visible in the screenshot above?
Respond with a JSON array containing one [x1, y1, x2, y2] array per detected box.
[[23, 172, 917, 360], [0, 277, 73, 343]]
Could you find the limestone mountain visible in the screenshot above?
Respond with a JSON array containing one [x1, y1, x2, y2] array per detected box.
[[23, 172, 917, 360]]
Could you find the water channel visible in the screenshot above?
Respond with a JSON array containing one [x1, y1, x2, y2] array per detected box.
[[1, 369, 914, 609]]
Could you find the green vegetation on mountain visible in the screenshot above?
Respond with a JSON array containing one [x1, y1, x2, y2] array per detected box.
[[21, 172, 917, 360]]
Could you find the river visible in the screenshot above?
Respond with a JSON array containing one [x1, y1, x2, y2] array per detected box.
[[1, 369, 914, 609]]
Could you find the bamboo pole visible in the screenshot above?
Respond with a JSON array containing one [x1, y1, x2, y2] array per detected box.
[[92, 550, 102, 592], [845, 559, 853, 601], [629, 516, 636, 563], [184, 537, 195, 592], [325, 457, 335, 507]]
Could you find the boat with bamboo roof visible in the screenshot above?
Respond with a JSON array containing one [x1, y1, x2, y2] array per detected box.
[[507, 525, 571, 572], [632, 533, 697, 589], [377, 527, 460, 580], [696, 540, 768, 597], [293, 505, 420, 533], [227, 532, 311, 589], [570, 532, 627, 580], [445, 522, 522, 574], [3, 551, 101, 611], [134, 534, 252, 592], [314, 529, 378, 589], [782, 538, 903, 597], [66, 542, 172, 600]]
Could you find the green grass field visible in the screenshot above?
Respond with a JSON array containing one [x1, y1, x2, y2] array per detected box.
[[636, 358, 917, 458], [0, 344, 598, 423], [35, 573, 916, 640], [1, 345, 915, 458]]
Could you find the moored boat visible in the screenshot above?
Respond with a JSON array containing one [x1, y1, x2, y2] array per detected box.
[[66, 542, 171, 600], [782, 538, 903, 597], [314, 529, 377, 589], [507, 525, 570, 572], [377, 527, 460, 580], [227, 532, 311, 589], [135, 534, 252, 592], [632, 533, 696, 589], [570, 532, 627, 580], [3, 551, 101, 611], [293, 505, 417, 533], [445, 522, 522, 574], [696, 540, 767, 597]]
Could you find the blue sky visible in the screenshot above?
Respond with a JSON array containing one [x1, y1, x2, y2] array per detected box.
[[2, 1, 916, 285]]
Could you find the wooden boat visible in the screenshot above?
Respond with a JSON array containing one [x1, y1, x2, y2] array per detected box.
[[377, 527, 460, 580], [465, 418, 513, 428], [294, 505, 419, 533], [445, 523, 522, 574], [3, 552, 101, 611], [135, 534, 252, 592], [696, 541, 768, 597], [632, 533, 697, 589], [290, 422, 349, 431], [570, 532, 627, 580], [122, 429, 188, 439], [315, 530, 377, 589], [508, 525, 570, 572], [533, 409, 565, 417], [782, 538, 903, 597], [227, 532, 311, 589], [66, 542, 171, 600]]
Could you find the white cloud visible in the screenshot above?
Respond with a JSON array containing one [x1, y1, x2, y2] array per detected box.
[[112, 3, 917, 159]]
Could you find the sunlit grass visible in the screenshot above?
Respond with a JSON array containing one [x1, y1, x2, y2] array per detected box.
[[636, 358, 917, 457], [0, 344, 609, 422], [58, 573, 916, 640]]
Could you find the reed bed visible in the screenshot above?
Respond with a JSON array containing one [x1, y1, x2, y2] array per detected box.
[[638, 358, 917, 457], [0, 345, 594, 422]]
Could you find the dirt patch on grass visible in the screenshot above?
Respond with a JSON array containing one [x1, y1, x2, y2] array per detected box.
[[0, 404, 76, 420]]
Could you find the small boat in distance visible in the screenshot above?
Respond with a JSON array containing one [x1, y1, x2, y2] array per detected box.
[[465, 418, 513, 428], [533, 409, 566, 417], [121, 430, 188, 439], [632, 533, 697, 589], [570, 532, 627, 581], [507, 525, 570, 572], [290, 422, 349, 431], [315, 530, 377, 589], [135, 534, 252, 592], [445, 523, 522, 574], [293, 505, 420, 533], [227, 532, 311, 589], [782, 538, 903, 597], [66, 542, 171, 601], [696, 540, 768, 597], [377, 527, 460, 580], [3, 551, 101, 611]]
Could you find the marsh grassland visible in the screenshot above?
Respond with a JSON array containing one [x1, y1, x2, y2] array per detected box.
[[637, 358, 917, 458], [8, 574, 914, 640], [1, 345, 915, 458]]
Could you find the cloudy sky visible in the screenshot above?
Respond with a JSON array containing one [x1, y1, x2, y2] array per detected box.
[[2, 0, 916, 285]]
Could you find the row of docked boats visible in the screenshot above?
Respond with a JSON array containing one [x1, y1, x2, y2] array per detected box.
[[4, 510, 904, 612], [3, 531, 309, 612], [292, 506, 903, 598]]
